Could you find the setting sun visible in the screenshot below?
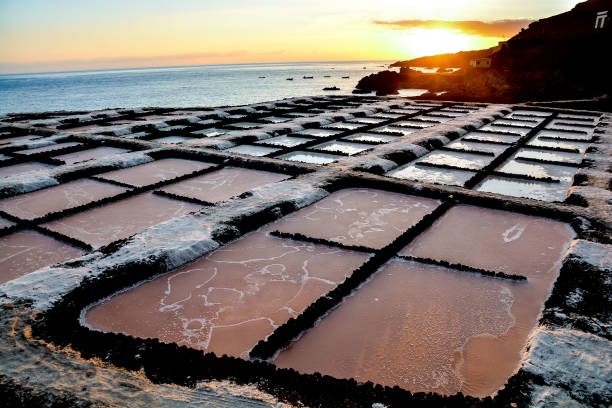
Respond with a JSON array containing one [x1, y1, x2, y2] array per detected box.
[[402, 28, 477, 57]]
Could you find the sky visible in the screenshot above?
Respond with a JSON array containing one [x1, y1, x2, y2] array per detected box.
[[0, 0, 584, 74]]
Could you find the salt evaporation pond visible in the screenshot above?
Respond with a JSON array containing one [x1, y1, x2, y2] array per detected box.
[[256, 135, 313, 147], [370, 125, 418, 136], [15, 142, 83, 156], [514, 148, 583, 165], [416, 151, 494, 170], [445, 140, 507, 155], [275, 206, 574, 397], [276, 151, 341, 164], [463, 132, 520, 144], [536, 129, 593, 141], [323, 122, 367, 131], [343, 132, 399, 143], [43, 192, 201, 248], [272, 188, 439, 249], [387, 164, 475, 187], [53, 147, 129, 164], [294, 129, 344, 138], [160, 167, 290, 203], [98, 158, 212, 187], [312, 141, 372, 155], [225, 145, 281, 157], [475, 176, 571, 202], [0, 162, 53, 177], [0, 230, 85, 283], [84, 231, 369, 358], [526, 136, 589, 153], [0, 179, 127, 220]]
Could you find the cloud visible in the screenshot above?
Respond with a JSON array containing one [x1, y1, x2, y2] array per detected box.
[[372, 19, 533, 38]]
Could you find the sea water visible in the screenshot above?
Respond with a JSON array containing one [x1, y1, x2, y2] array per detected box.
[[0, 60, 402, 114]]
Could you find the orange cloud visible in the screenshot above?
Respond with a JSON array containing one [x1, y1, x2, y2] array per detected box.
[[372, 19, 533, 38]]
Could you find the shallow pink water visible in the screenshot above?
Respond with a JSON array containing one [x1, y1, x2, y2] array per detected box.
[[400, 205, 575, 277], [274, 252, 570, 397], [272, 188, 440, 249], [0, 179, 127, 221], [160, 167, 290, 203], [0, 230, 85, 284], [54, 147, 129, 165], [0, 162, 53, 178], [98, 159, 213, 187], [84, 232, 369, 358], [43, 192, 201, 248]]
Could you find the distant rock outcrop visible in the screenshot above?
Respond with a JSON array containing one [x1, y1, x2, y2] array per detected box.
[[356, 0, 612, 103]]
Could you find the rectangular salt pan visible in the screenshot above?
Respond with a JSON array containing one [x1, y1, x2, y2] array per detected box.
[[43, 192, 202, 248], [15, 142, 83, 155], [273, 257, 566, 396], [445, 140, 508, 155], [514, 148, 583, 165], [276, 151, 341, 164], [256, 135, 313, 147], [0, 230, 85, 284], [272, 188, 440, 249], [387, 163, 475, 187], [526, 137, 589, 154], [416, 151, 494, 170], [342, 132, 399, 144], [393, 120, 434, 128], [475, 176, 571, 202], [54, 147, 129, 164], [159, 167, 290, 203], [400, 204, 575, 278], [480, 124, 530, 136], [323, 122, 367, 131], [0, 179, 127, 220], [349, 117, 387, 124], [229, 122, 264, 129], [151, 136, 197, 144], [312, 141, 372, 155], [497, 158, 577, 182], [84, 232, 370, 358], [294, 128, 344, 138], [225, 145, 280, 157], [0, 162, 53, 178], [98, 158, 213, 187], [191, 128, 227, 137], [463, 131, 520, 144], [370, 125, 419, 136], [536, 130, 592, 141]]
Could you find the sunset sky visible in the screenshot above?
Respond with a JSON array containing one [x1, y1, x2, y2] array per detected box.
[[0, 0, 584, 74]]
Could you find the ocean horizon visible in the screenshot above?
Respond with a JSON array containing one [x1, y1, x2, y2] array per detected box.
[[0, 60, 424, 115]]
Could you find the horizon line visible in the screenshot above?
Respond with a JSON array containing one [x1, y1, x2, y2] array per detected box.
[[0, 58, 398, 77]]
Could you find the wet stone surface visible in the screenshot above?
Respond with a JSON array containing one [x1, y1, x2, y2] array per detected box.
[[159, 167, 290, 203], [0, 230, 85, 284], [43, 192, 202, 248], [98, 158, 213, 187], [272, 188, 440, 249], [0, 179, 127, 220], [84, 231, 370, 358]]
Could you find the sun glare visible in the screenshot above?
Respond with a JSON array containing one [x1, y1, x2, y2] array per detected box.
[[402, 28, 475, 58]]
